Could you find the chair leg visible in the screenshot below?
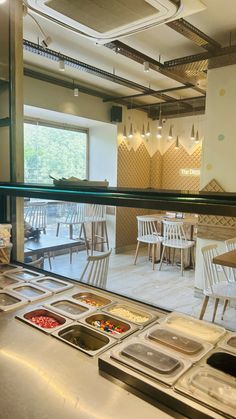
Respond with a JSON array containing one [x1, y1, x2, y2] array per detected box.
[[70, 248, 72, 264], [69, 224, 73, 240], [152, 244, 155, 270], [134, 242, 140, 265], [221, 299, 229, 320], [104, 222, 109, 250], [212, 298, 220, 323], [180, 249, 183, 276], [47, 252, 52, 270], [172, 248, 176, 266], [159, 246, 166, 271], [56, 222, 60, 237], [199, 295, 209, 320], [82, 223, 89, 255]]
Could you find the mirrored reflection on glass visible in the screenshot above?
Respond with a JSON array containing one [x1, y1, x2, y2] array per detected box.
[[18, 197, 236, 331]]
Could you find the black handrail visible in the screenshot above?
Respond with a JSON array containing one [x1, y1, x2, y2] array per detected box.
[[1, 182, 236, 216]]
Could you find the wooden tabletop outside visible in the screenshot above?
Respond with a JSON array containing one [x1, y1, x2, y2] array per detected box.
[[212, 249, 236, 268]]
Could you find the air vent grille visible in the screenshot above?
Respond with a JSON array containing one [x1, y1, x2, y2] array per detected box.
[[45, 0, 159, 33]]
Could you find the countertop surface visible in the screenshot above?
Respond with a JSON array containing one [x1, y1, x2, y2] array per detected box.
[[0, 284, 186, 419]]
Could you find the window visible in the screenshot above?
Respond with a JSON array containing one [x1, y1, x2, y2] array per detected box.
[[24, 121, 88, 184]]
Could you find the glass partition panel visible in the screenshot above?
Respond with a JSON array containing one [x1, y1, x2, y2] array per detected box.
[[3, 191, 234, 332]]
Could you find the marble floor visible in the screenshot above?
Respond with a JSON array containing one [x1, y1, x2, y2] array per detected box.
[[39, 247, 236, 331]]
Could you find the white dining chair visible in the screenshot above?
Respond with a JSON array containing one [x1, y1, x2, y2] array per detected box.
[[159, 220, 195, 276], [56, 202, 89, 254], [199, 244, 236, 322], [225, 237, 236, 281], [80, 249, 112, 289], [134, 216, 162, 270], [24, 202, 47, 233], [84, 204, 109, 255]]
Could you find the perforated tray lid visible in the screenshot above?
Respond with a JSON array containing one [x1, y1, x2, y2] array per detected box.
[[0, 290, 28, 311], [0, 274, 24, 289], [44, 296, 94, 320], [159, 312, 226, 344], [175, 364, 236, 417], [0, 263, 22, 274], [31, 276, 73, 293], [109, 337, 192, 386], [8, 283, 52, 302], [138, 324, 213, 363], [218, 332, 236, 354], [4, 268, 45, 282]]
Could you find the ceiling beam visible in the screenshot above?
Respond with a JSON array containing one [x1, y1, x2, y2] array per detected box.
[[166, 18, 221, 51], [164, 44, 236, 67], [23, 39, 161, 98], [129, 95, 205, 110], [23, 67, 129, 103], [102, 84, 194, 103], [104, 40, 205, 95], [149, 105, 205, 120]]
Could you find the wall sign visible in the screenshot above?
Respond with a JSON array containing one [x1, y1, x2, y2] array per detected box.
[[179, 168, 200, 176]]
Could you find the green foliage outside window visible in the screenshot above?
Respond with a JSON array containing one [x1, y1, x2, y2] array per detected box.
[[24, 123, 87, 183]]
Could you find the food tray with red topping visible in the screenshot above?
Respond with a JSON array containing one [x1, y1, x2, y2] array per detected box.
[[16, 307, 72, 334], [79, 312, 137, 340]]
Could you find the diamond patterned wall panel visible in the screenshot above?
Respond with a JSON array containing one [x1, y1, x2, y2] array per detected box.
[[150, 150, 162, 189], [117, 141, 151, 187], [161, 143, 201, 191], [198, 179, 236, 240]]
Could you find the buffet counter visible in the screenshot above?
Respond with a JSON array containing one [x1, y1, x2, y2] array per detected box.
[[0, 264, 235, 419]]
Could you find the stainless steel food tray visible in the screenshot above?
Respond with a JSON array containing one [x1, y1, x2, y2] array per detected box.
[[217, 331, 236, 354], [138, 324, 213, 363], [159, 312, 226, 344], [108, 337, 192, 386], [71, 290, 113, 309], [0, 263, 23, 274], [79, 312, 138, 340], [8, 283, 52, 302], [52, 322, 116, 356], [0, 274, 24, 289], [31, 276, 74, 293], [44, 297, 94, 320], [102, 302, 159, 327], [4, 268, 45, 282], [16, 306, 72, 334], [0, 290, 28, 312]]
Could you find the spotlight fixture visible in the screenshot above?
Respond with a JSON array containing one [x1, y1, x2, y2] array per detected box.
[[157, 129, 162, 139], [195, 130, 200, 143], [123, 125, 127, 139], [73, 87, 79, 97], [141, 124, 145, 138], [128, 123, 133, 138], [143, 61, 150, 72], [175, 135, 180, 149], [58, 59, 65, 71], [41, 36, 52, 49], [168, 125, 173, 140], [158, 108, 163, 129], [190, 123, 195, 140], [146, 122, 150, 136]]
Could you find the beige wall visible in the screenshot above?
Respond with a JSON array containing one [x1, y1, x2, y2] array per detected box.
[[195, 63, 236, 290], [24, 76, 112, 123]]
